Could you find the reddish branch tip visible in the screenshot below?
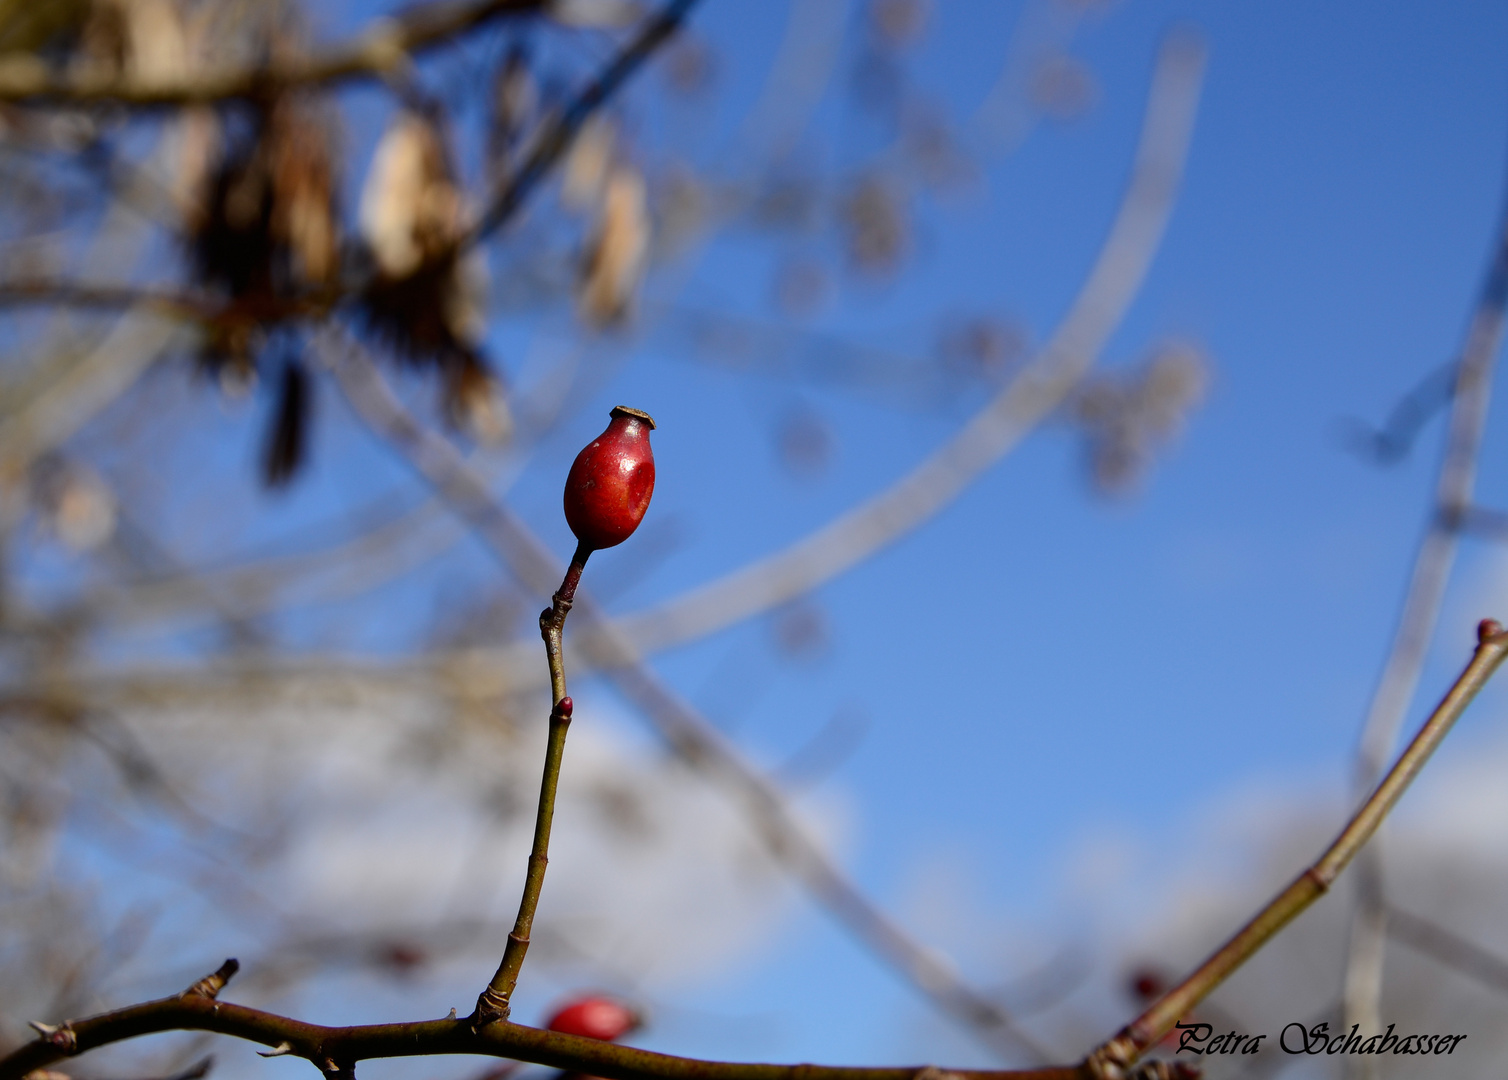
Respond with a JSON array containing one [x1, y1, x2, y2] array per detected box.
[[563, 407, 656, 551], [544, 996, 640, 1042], [555, 697, 574, 720], [1478, 618, 1503, 643]]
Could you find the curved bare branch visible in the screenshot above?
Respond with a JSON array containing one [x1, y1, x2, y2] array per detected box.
[[588, 32, 1207, 660], [1340, 119, 1508, 1064]]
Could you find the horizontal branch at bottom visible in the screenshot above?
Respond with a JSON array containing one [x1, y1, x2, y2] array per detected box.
[[0, 991, 1081, 1080]]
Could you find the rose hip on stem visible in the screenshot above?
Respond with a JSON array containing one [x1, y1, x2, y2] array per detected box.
[[545, 996, 641, 1042], [473, 409, 656, 1027], [564, 406, 656, 554]]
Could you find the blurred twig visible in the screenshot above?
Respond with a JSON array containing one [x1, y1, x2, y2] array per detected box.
[[1341, 142, 1508, 1072], [1339, 360, 1456, 466], [468, 0, 702, 244], [0, 0, 545, 105], [0, 282, 213, 319], [1385, 904, 1508, 997], [0, 311, 184, 489]]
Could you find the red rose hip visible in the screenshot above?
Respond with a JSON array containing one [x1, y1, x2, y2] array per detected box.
[[544, 995, 640, 1041], [563, 406, 656, 552]]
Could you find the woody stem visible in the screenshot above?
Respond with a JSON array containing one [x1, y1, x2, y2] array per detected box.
[[474, 542, 591, 1023], [1083, 621, 1508, 1079]]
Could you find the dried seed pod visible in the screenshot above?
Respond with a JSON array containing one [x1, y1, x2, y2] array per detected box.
[[563, 406, 656, 552], [268, 104, 339, 286], [561, 115, 615, 212], [444, 355, 512, 445], [360, 112, 459, 279], [578, 164, 649, 327], [357, 111, 496, 394]]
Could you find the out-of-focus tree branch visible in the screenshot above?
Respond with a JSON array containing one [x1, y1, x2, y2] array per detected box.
[[0, 0, 544, 105], [467, 0, 703, 244], [583, 32, 1207, 660], [1341, 134, 1508, 1073], [391, 28, 1206, 701], [1385, 904, 1508, 997], [0, 310, 184, 488]]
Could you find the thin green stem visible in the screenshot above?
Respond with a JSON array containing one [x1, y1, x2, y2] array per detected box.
[[1083, 621, 1508, 1079], [474, 543, 590, 1023]]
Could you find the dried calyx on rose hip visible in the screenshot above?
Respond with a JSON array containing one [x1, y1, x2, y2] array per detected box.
[[544, 995, 640, 1041], [563, 406, 656, 552]]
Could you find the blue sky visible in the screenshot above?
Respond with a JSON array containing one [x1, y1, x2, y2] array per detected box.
[[42, 0, 1508, 1075]]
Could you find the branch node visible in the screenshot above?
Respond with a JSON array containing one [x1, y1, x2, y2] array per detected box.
[[182, 958, 240, 1000], [1303, 866, 1332, 894], [471, 987, 512, 1030], [1479, 618, 1504, 643], [1082, 1034, 1137, 1080]]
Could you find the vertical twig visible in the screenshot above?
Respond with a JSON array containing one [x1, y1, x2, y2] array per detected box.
[[1341, 161, 1508, 1071], [473, 544, 590, 1024], [1083, 621, 1508, 1080]]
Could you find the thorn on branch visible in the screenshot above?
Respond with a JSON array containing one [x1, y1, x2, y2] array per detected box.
[[257, 1044, 295, 1059], [182, 958, 240, 1000], [26, 1022, 78, 1054]]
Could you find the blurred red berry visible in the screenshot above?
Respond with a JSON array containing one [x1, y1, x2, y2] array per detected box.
[[1128, 967, 1166, 1002], [544, 996, 639, 1041], [563, 406, 656, 551]]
